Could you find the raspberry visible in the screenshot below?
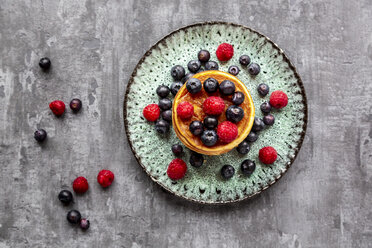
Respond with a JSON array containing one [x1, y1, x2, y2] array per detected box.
[[167, 158, 187, 180], [202, 96, 225, 116], [269, 90, 288, 109], [49, 100, 65, 116], [216, 43, 234, 61], [217, 121, 238, 143], [97, 169, 115, 188], [177, 101, 194, 120], [143, 104, 160, 122], [72, 177, 89, 194], [259, 146, 277, 164]]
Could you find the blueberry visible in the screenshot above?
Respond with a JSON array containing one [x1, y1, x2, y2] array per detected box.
[[219, 80, 235, 95], [58, 190, 73, 205], [237, 140, 250, 154], [181, 73, 195, 84], [186, 78, 202, 94], [39, 57, 51, 70], [246, 131, 258, 142], [158, 98, 172, 111], [263, 114, 275, 125], [171, 144, 183, 156], [197, 67, 205, 73], [190, 152, 204, 167], [205, 61, 219, 70], [170, 81, 183, 96], [260, 102, 271, 114], [241, 159, 256, 176], [67, 210, 81, 224], [34, 129, 47, 142], [155, 119, 170, 134], [239, 55, 251, 66], [221, 165, 235, 179], [248, 63, 260, 75], [257, 83, 270, 97], [187, 60, 201, 73], [189, 121, 203, 136], [156, 85, 170, 98], [226, 105, 244, 123], [80, 218, 90, 230], [203, 116, 218, 129], [228, 65, 240, 76], [170, 65, 185, 80], [252, 117, 265, 132], [232, 91, 245, 105], [161, 110, 172, 122], [69, 99, 82, 112], [203, 77, 219, 93], [201, 130, 218, 147], [198, 50, 210, 63]]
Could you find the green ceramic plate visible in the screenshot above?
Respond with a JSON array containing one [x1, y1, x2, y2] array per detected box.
[[124, 22, 307, 204]]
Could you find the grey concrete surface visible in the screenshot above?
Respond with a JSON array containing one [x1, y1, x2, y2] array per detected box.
[[0, 0, 371, 247]]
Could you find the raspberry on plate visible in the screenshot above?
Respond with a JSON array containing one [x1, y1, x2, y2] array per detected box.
[[216, 43, 234, 61], [259, 146, 278, 164], [143, 104, 160, 122], [202, 96, 225, 116], [270, 90, 288, 109], [167, 158, 187, 180], [49, 100, 65, 116], [72, 177, 89, 194], [97, 169, 115, 188], [217, 121, 238, 143], [176, 101, 194, 120]]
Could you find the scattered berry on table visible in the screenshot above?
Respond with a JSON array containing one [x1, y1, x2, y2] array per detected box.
[[156, 85, 170, 98], [155, 119, 170, 134], [201, 130, 218, 146], [217, 121, 238, 143], [97, 169, 115, 188], [49, 100, 65, 117], [186, 78, 202, 94], [80, 218, 90, 230], [237, 140, 250, 154], [246, 131, 258, 142], [228, 65, 240, 76], [239, 55, 251, 66], [167, 158, 187, 180], [259, 146, 277, 164], [260, 101, 271, 114], [34, 129, 47, 142], [39, 57, 51, 70], [161, 110, 172, 122], [189, 121, 204, 136], [205, 61, 219, 70], [69, 99, 82, 112], [187, 60, 201, 73], [189, 152, 204, 168], [221, 165, 235, 179], [226, 105, 244, 123], [270, 90, 288, 109], [181, 73, 195, 84], [263, 114, 275, 125], [176, 101, 194, 120], [252, 117, 265, 132], [58, 190, 73, 205], [198, 50, 210, 62], [170, 81, 183, 96], [171, 144, 183, 156], [248, 63, 260, 75], [158, 98, 172, 111], [143, 104, 160, 122], [232, 91, 245, 105], [67, 210, 81, 224], [203, 116, 218, 130], [202, 96, 225, 116], [203, 77, 219, 93], [257, 83, 270, 97], [170, 65, 185, 80], [216, 43, 234, 61], [241, 159, 256, 176], [219, 80, 236, 95], [72, 177, 89, 194]]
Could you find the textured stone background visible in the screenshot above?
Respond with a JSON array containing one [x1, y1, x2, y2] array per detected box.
[[0, 0, 371, 247]]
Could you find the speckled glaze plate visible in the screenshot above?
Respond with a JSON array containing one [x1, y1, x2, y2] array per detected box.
[[124, 22, 307, 204]]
